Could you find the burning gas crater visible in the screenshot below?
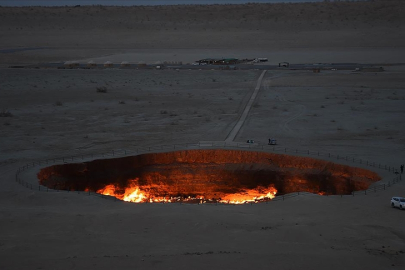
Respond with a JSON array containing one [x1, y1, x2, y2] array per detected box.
[[37, 149, 381, 204]]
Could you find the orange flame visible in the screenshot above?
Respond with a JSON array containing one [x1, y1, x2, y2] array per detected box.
[[219, 187, 277, 204], [96, 182, 277, 204]]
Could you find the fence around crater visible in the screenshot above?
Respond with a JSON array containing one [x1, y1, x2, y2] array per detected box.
[[14, 142, 403, 204]]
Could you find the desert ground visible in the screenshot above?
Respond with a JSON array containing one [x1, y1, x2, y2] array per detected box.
[[1, 1, 405, 269]]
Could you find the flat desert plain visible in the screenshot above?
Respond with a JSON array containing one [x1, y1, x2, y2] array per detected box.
[[1, 1, 405, 269]]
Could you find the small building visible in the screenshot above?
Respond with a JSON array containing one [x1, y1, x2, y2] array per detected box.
[[120, 61, 130, 67], [64, 61, 79, 68], [197, 58, 239, 65], [104, 61, 113, 68], [137, 61, 147, 67], [87, 61, 96, 68], [197, 58, 218, 65], [221, 58, 239, 65], [279, 62, 289, 68], [313, 68, 321, 73]]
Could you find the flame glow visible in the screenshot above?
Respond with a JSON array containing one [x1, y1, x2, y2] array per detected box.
[[96, 182, 277, 204], [219, 187, 277, 204]]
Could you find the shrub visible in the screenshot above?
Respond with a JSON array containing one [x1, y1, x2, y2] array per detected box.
[[0, 110, 13, 117], [96, 86, 107, 93]]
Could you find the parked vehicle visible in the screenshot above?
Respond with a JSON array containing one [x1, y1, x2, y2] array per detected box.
[[391, 197, 405, 209]]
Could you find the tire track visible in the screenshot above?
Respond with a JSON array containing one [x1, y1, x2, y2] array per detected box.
[[282, 104, 306, 133]]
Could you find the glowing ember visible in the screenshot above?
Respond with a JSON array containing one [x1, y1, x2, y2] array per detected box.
[[96, 180, 277, 204], [219, 187, 277, 204]]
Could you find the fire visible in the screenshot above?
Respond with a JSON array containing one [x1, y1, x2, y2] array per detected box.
[[97, 183, 148, 203], [96, 181, 277, 204], [219, 187, 277, 204]]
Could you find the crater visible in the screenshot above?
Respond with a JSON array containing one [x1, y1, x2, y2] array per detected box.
[[37, 149, 381, 204]]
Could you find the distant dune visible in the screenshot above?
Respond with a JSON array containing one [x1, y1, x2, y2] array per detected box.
[[0, 0, 404, 64]]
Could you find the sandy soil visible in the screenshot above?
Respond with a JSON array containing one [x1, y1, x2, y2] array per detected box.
[[1, 1, 405, 269]]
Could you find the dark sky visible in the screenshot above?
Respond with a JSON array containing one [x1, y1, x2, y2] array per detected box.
[[0, 0, 326, 7]]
